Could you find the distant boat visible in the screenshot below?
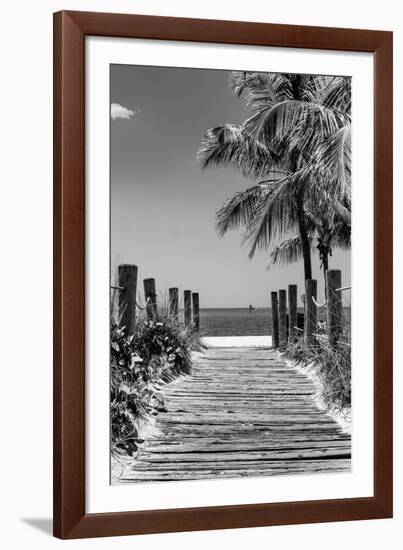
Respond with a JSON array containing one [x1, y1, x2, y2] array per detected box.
[[248, 304, 255, 314]]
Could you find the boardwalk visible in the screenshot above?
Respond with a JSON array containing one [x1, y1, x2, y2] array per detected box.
[[120, 346, 351, 483]]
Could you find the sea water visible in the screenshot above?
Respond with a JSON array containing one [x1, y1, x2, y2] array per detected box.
[[199, 308, 272, 336], [199, 308, 350, 336]]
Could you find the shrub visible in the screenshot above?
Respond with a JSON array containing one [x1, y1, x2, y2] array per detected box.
[[110, 307, 203, 461], [283, 326, 351, 411], [133, 309, 203, 381]]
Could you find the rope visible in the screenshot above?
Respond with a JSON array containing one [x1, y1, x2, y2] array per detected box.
[[312, 296, 327, 307], [135, 297, 150, 311], [311, 285, 351, 307], [111, 285, 150, 310]]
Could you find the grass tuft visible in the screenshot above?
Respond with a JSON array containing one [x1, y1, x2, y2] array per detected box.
[[283, 329, 351, 412], [110, 297, 204, 466]]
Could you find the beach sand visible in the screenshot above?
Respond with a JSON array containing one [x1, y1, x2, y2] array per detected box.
[[202, 335, 272, 348]]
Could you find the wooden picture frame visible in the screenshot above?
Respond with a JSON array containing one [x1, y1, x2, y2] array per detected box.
[[53, 10, 393, 539]]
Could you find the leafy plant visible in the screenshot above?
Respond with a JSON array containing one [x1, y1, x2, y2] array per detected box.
[[110, 306, 203, 460]]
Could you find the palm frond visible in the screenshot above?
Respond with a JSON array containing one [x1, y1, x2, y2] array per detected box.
[[333, 221, 351, 249], [197, 124, 279, 179], [322, 77, 351, 114], [266, 123, 351, 215], [314, 123, 351, 198], [229, 72, 293, 103], [244, 176, 302, 258], [215, 184, 269, 236], [268, 235, 313, 267], [243, 100, 349, 148], [301, 76, 350, 111]]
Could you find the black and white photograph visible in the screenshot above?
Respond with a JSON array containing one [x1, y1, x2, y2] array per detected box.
[[110, 65, 352, 484], [1, 1, 397, 545]]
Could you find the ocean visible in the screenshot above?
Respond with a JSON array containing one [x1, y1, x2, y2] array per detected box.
[[200, 308, 272, 336], [199, 308, 350, 337]]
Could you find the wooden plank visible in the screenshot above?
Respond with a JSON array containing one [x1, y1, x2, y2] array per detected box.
[[113, 346, 350, 484], [122, 460, 351, 482], [139, 447, 351, 462], [145, 440, 351, 453]]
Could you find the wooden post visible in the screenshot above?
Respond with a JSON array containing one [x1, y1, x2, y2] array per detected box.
[[270, 291, 279, 349], [297, 312, 305, 330], [288, 284, 298, 344], [184, 290, 192, 326], [169, 287, 179, 318], [118, 264, 138, 336], [143, 278, 157, 320], [304, 279, 317, 347], [278, 289, 287, 350], [326, 269, 343, 347], [192, 292, 200, 331]]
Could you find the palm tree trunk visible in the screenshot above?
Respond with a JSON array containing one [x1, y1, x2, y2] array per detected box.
[[322, 251, 329, 298], [296, 195, 312, 281], [317, 231, 330, 297]]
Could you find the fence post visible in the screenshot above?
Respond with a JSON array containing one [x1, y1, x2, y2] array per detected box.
[[169, 287, 179, 318], [143, 278, 157, 320], [118, 264, 138, 336], [184, 290, 192, 326], [192, 292, 200, 331], [304, 279, 317, 347], [297, 312, 305, 331], [270, 291, 279, 349], [326, 270, 343, 347], [279, 289, 287, 350], [288, 284, 298, 344]]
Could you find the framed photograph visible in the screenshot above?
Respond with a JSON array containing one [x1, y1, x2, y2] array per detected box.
[[53, 10, 393, 539]]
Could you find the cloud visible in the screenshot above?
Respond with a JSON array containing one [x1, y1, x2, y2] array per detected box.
[[111, 103, 136, 120]]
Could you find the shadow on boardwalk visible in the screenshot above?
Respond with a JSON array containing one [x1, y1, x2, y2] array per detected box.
[[117, 346, 351, 483]]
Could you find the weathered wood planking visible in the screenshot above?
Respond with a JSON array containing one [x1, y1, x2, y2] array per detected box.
[[121, 347, 351, 483]]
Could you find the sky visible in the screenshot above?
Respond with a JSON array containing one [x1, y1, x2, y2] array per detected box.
[[110, 65, 350, 308]]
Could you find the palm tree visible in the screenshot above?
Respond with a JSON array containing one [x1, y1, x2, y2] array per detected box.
[[265, 114, 351, 289], [199, 122, 315, 280], [238, 73, 351, 274], [198, 72, 351, 282], [268, 206, 350, 291]]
